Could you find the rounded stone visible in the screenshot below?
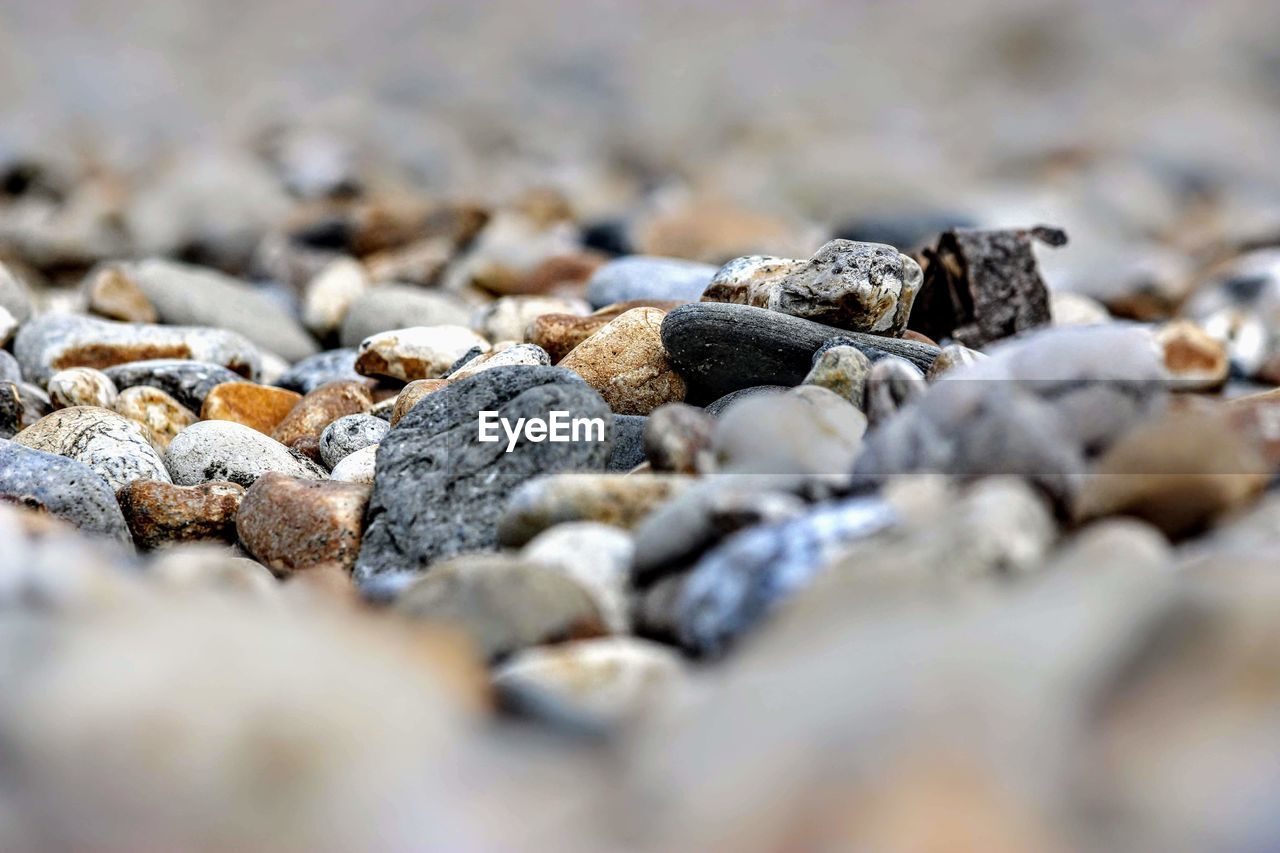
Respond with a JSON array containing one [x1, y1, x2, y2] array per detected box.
[[472, 295, 591, 343], [329, 444, 378, 484], [0, 439, 130, 542], [237, 472, 371, 575], [558, 307, 685, 415], [339, 285, 472, 348], [166, 420, 327, 487], [271, 380, 374, 449], [83, 265, 158, 324], [498, 472, 693, 547], [302, 257, 369, 338], [275, 349, 362, 395], [803, 344, 871, 407], [864, 356, 926, 426], [643, 403, 716, 474], [319, 414, 389, 469], [713, 386, 866, 477], [390, 379, 449, 426], [103, 359, 250, 411], [114, 386, 199, 452], [447, 343, 550, 381], [586, 256, 717, 308], [47, 367, 119, 410], [14, 406, 171, 491], [355, 326, 492, 382], [522, 522, 636, 633], [117, 479, 244, 551], [201, 382, 303, 435]]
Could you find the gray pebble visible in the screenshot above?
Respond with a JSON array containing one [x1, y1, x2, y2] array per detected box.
[[0, 349, 22, 384], [339, 285, 472, 348], [863, 356, 926, 426], [276, 348, 362, 395], [318, 414, 389, 469], [103, 359, 248, 412], [165, 420, 327, 488], [803, 344, 872, 407], [0, 439, 131, 542], [608, 414, 648, 472], [586, 256, 718, 309]]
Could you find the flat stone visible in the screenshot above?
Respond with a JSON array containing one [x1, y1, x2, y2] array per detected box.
[[662, 302, 940, 403], [116, 259, 319, 362], [472, 295, 591, 343], [389, 379, 449, 426], [114, 386, 198, 452], [702, 240, 922, 334], [586, 256, 718, 308], [271, 379, 374, 449], [14, 406, 171, 491], [498, 472, 692, 547], [15, 314, 262, 387], [339, 285, 472, 348], [522, 523, 636, 633], [319, 414, 389, 469], [0, 439, 130, 542], [83, 266, 157, 323], [166, 420, 327, 487], [329, 444, 377, 484], [117, 479, 244, 550], [237, 472, 370, 575], [200, 382, 303, 435], [355, 366, 613, 581], [103, 359, 249, 411], [275, 349, 362, 395], [46, 367, 118, 410], [355, 326, 491, 382], [394, 554, 608, 661], [446, 343, 550, 381], [559, 307, 685, 415]]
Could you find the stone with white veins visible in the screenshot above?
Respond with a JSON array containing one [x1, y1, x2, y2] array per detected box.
[[355, 326, 491, 382], [165, 420, 326, 488], [46, 367, 118, 410], [15, 314, 261, 387], [13, 406, 171, 491]]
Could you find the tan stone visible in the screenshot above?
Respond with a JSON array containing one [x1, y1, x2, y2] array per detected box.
[[115, 386, 199, 452], [558, 307, 686, 414], [354, 326, 490, 382], [84, 266, 158, 324], [236, 472, 371, 576], [390, 379, 450, 426], [527, 299, 684, 362], [271, 380, 373, 448], [201, 382, 303, 435], [1157, 319, 1228, 391]]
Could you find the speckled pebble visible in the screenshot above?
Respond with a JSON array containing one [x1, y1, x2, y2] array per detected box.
[[47, 367, 119, 410], [319, 414, 389, 469], [166, 420, 326, 487], [114, 386, 199, 452]]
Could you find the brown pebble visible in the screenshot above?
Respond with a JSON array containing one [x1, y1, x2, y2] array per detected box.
[[271, 379, 374, 448], [201, 382, 303, 435], [559, 307, 686, 415], [236, 471, 371, 576], [507, 251, 606, 296], [114, 385, 198, 452], [390, 378, 450, 426], [528, 299, 686, 362], [117, 479, 245, 551], [84, 266, 158, 324]]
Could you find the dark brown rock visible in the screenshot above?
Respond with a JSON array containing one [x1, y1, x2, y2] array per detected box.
[[118, 479, 244, 550], [236, 471, 370, 575]]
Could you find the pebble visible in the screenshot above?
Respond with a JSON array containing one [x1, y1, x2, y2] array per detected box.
[[472, 295, 591, 343], [863, 356, 926, 426], [0, 262, 33, 345], [702, 240, 923, 334], [103, 359, 249, 411], [46, 367, 119, 410], [147, 545, 277, 597], [200, 382, 303, 435], [166, 420, 327, 487], [925, 343, 986, 379], [498, 472, 693, 547], [394, 554, 608, 661], [559, 307, 686, 414], [15, 314, 262, 387], [302, 257, 370, 339], [675, 496, 897, 656], [117, 479, 244, 550], [339, 285, 472, 348], [704, 385, 788, 417], [355, 326, 491, 382], [643, 403, 715, 474], [713, 385, 866, 478], [522, 522, 636, 633], [319, 413, 389, 469], [0, 439, 131, 542], [328, 444, 378, 484], [0, 349, 21, 384], [14, 406, 171, 491], [661, 302, 939, 402], [271, 379, 374, 449], [1051, 290, 1111, 326], [447, 343, 550, 381], [236, 472, 370, 575], [354, 366, 613, 581], [1156, 319, 1228, 391], [275, 348, 362, 395], [0, 382, 22, 439], [803, 344, 872, 407], [114, 386, 198, 452], [83, 265, 158, 323], [608, 414, 648, 472], [492, 638, 684, 730], [389, 379, 449, 425], [526, 299, 683, 362], [585, 256, 718, 308], [115, 259, 318, 362], [1180, 248, 1280, 378]]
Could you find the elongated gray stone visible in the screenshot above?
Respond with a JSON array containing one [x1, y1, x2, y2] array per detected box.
[[0, 439, 130, 542], [13, 406, 171, 491], [355, 366, 613, 582], [661, 302, 940, 402], [103, 359, 248, 412]]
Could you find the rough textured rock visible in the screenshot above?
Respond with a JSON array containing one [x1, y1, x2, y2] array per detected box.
[[15, 314, 262, 386], [339, 285, 472, 347], [586, 256, 718, 308], [355, 326, 491, 382], [114, 386, 198, 452], [0, 439, 130, 542], [328, 444, 378, 484], [103, 359, 249, 412], [275, 349, 362, 395], [83, 265, 158, 323], [447, 343, 550, 381], [200, 382, 303, 435], [46, 367, 119, 410], [271, 380, 374, 449], [390, 379, 449, 426], [14, 406, 171, 491], [318, 413, 389, 469], [909, 226, 1066, 347], [237, 472, 370, 575], [498, 473, 693, 547], [527, 299, 685, 362], [355, 366, 613, 581], [394, 554, 609, 661], [472, 295, 591, 343], [702, 240, 923, 334], [166, 420, 326, 487], [662, 302, 939, 403], [117, 479, 244, 550], [608, 414, 648, 472], [116, 259, 319, 362], [559, 307, 685, 415]]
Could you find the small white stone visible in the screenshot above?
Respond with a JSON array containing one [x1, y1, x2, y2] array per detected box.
[[523, 522, 635, 632], [329, 444, 377, 484], [47, 367, 119, 410], [304, 257, 370, 338], [166, 420, 326, 488], [447, 343, 550, 381], [355, 326, 491, 382], [14, 406, 171, 491]]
